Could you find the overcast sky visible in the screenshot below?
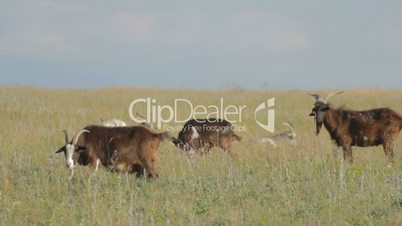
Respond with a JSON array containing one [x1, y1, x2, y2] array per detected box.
[[1, 0, 401, 89]]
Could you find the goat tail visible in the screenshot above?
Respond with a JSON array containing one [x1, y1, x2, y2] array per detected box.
[[398, 116, 402, 130], [233, 134, 241, 142], [157, 132, 173, 141], [396, 112, 402, 129]]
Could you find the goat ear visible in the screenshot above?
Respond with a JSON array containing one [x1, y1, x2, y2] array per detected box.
[[76, 145, 86, 151], [55, 146, 66, 153], [309, 112, 315, 116], [171, 137, 178, 145]]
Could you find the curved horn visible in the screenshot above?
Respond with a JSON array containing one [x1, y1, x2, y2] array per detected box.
[[72, 129, 90, 145], [323, 91, 344, 103], [308, 93, 321, 101], [135, 112, 147, 121], [282, 122, 294, 133], [135, 112, 151, 127], [63, 130, 69, 144]]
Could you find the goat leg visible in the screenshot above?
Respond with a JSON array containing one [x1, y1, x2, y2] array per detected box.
[[68, 168, 74, 180], [342, 145, 353, 163], [383, 143, 395, 167]]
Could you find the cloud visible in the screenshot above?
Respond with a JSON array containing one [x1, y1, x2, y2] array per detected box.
[[110, 9, 310, 51], [112, 11, 156, 44], [279, 34, 309, 51], [0, 5, 310, 60], [206, 10, 309, 51], [0, 29, 68, 57], [34, 1, 84, 13], [385, 25, 402, 51], [1, 1, 401, 89]]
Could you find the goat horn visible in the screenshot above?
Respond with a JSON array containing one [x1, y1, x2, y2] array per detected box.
[[308, 93, 321, 101], [72, 129, 90, 145], [63, 129, 69, 144], [323, 91, 344, 103], [135, 112, 147, 120], [136, 112, 152, 128], [282, 122, 294, 133]]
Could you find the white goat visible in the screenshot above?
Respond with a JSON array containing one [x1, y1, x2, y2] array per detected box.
[[100, 118, 127, 127], [260, 122, 296, 147]]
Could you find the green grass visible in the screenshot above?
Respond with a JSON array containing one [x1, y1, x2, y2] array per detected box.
[[0, 87, 401, 225]]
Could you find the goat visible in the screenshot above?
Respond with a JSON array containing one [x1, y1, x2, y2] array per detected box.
[[309, 91, 402, 165], [56, 125, 170, 179], [260, 122, 296, 147], [172, 118, 241, 155]]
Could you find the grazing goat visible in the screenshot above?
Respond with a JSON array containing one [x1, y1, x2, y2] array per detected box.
[[100, 118, 127, 127], [56, 125, 170, 179], [260, 122, 296, 147], [172, 118, 241, 155], [309, 91, 402, 165]]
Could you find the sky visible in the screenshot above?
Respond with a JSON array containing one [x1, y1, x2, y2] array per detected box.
[[1, 0, 402, 90]]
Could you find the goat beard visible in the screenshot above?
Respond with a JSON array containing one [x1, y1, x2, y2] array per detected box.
[[315, 121, 323, 136]]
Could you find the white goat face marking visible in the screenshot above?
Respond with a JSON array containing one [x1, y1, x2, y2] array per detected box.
[[65, 144, 75, 169], [191, 127, 200, 139]]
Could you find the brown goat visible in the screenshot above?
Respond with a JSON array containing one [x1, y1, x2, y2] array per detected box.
[[56, 125, 170, 179], [172, 118, 241, 155], [309, 92, 402, 165]]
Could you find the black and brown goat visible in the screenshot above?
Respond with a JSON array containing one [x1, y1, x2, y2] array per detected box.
[[309, 92, 402, 165], [56, 125, 170, 179], [172, 118, 241, 155]]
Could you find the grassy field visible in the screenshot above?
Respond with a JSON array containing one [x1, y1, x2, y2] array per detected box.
[[0, 87, 401, 226]]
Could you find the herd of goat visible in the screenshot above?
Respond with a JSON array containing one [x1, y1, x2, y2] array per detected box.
[[56, 92, 402, 179]]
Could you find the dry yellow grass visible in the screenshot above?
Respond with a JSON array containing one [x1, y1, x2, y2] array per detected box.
[[0, 87, 401, 225]]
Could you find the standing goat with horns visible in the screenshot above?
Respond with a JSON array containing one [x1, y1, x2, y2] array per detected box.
[[309, 91, 402, 165]]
